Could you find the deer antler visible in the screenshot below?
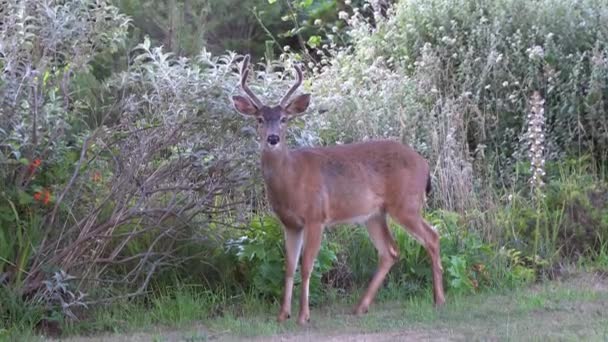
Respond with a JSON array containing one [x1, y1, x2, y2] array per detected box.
[[280, 63, 303, 108], [240, 55, 264, 108]]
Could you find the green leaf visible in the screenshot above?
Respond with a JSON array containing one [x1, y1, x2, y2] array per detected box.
[[307, 35, 322, 48], [17, 190, 33, 206], [299, 0, 313, 8]]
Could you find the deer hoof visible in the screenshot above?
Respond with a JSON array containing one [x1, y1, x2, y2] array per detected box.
[[277, 311, 291, 322], [296, 315, 310, 326], [353, 305, 369, 316], [434, 297, 446, 308]]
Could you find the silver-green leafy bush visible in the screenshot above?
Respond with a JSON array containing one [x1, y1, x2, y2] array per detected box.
[[1, 0, 130, 295], [0, 0, 312, 308]]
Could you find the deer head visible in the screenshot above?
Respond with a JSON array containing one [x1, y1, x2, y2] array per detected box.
[[232, 55, 311, 151]]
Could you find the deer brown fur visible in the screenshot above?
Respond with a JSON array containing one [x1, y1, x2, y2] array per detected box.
[[232, 55, 445, 326]]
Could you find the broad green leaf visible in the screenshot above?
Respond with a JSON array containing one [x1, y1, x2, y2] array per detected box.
[[307, 35, 322, 48]]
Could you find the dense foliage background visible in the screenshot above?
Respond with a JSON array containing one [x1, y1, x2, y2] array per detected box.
[[1, 0, 607, 337]]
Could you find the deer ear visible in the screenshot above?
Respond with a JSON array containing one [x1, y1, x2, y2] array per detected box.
[[284, 94, 311, 116], [232, 95, 259, 116]]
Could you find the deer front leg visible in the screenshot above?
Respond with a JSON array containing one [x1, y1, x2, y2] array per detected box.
[[298, 223, 323, 326], [278, 227, 303, 322]]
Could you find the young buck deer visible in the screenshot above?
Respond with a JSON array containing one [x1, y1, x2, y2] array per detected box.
[[232, 55, 445, 326]]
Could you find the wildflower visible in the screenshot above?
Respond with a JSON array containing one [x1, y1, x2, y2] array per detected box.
[[283, 45, 290, 52], [338, 11, 349, 20], [526, 45, 544, 60], [345, 0, 352, 5], [28, 158, 42, 175], [314, 19, 322, 26], [33, 188, 52, 205], [527, 91, 546, 190], [43, 190, 51, 205], [92, 171, 102, 183]]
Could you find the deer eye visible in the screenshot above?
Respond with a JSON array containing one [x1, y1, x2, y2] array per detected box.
[[280, 117, 288, 124]]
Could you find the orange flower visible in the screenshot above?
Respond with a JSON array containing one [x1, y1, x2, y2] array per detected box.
[[43, 190, 51, 205], [33, 188, 52, 205], [92, 171, 102, 183], [28, 158, 42, 175]]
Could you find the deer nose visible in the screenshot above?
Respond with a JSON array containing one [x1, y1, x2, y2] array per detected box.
[[267, 135, 280, 145]]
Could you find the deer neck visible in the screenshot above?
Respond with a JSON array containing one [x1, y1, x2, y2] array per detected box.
[[260, 146, 293, 191]]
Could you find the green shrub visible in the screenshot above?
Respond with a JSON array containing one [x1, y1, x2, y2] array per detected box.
[[326, 209, 520, 297], [230, 215, 337, 304], [495, 157, 608, 261]]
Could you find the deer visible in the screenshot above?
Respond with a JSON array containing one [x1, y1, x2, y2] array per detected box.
[[232, 55, 445, 326]]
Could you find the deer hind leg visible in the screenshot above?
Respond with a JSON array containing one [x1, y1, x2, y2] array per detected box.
[[354, 214, 400, 315], [388, 202, 445, 307], [278, 227, 303, 322], [297, 223, 324, 326]]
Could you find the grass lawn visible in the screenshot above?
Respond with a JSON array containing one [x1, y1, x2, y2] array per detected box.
[[24, 269, 605, 342]]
